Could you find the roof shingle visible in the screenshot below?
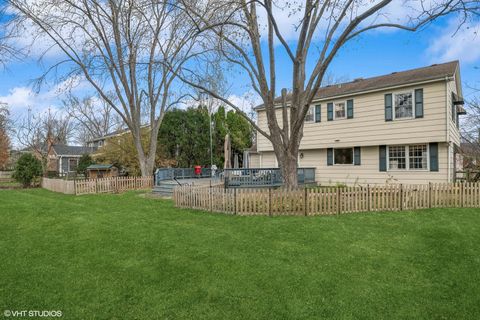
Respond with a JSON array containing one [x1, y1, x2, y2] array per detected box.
[[255, 61, 459, 109]]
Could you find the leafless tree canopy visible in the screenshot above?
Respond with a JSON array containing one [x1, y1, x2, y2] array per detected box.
[[8, 0, 201, 175], [63, 94, 122, 145], [16, 108, 74, 168], [178, 0, 480, 187]]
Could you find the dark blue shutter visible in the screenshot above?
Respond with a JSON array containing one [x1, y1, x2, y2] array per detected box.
[[327, 103, 333, 121], [315, 105, 321, 123], [415, 89, 423, 118], [347, 99, 354, 119], [354, 147, 361, 165], [379, 145, 387, 172], [385, 94, 393, 121], [327, 148, 333, 166], [429, 143, 439, 172]]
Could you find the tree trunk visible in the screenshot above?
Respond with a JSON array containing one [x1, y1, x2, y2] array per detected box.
[[138, 153, 156, 177], [134, 136, 157, 177], [277, 149, 298, 189]]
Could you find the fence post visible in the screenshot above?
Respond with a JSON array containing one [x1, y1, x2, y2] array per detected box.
[[209, 184, 213, 212], [428, 182, 432, 208], [95, 179, 98, 194], [366, 184, 371, 212], [304, 187, 308, 216], [337, 188, 341, 214], [74, 179, 77, 195], [400, 184, 403, 211], [234, 188, 237, 215], [461, 182, 464, 208], [269, 187, 272, 217]]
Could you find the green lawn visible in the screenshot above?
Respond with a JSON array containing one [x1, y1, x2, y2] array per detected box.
[[1, 189, 480, 319]]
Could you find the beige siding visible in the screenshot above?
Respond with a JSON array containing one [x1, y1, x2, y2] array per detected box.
[[257, 81, 449, 152], [446, 79, 461, 147], [258, 144, 449, 185], [249, 153, 261, 168], [260, 152, 277, 168]]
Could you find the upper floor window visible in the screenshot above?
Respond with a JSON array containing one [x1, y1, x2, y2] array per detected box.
[[394, 92, 413, 119], [305, 105, 315, 123], [335, 102, 346, 119]]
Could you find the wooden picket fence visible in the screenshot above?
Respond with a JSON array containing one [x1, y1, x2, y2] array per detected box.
[[42, 176, 153, 195], [173, 182, 480, 216], [74, 176, 153, 195]]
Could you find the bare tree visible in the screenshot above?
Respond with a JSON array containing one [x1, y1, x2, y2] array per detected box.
[[16, 108, 74, 168], [9, 0, 200, 176], [0, 103, 10, 169], [63, 94, 122, 145], [178, 0, 480, 188], [0, 4, 24, 67]]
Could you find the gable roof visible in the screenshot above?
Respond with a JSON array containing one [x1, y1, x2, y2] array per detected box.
[[52, 145, 97, 156], [255, 61, 459, 109]]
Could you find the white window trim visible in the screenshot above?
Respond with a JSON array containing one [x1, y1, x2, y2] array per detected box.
[[392, 90, 415, 121], [387, 144, 429, 171], [68, 158, 79, 172], [333, 147, 354, 165], [333, 100, 348, 120]]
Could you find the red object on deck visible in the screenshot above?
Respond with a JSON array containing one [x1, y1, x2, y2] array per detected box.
[[194, 165, 202, 176]]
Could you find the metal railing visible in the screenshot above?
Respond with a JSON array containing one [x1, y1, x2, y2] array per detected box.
[[224, 167, 316, 188], [155, 167, 316, 188], [155, 168, 223, 186]]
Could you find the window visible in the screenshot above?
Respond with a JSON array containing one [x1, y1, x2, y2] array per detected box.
[[388, 146, 406, 170], [394, 92, 413, 119], [305, 105, 315, 122], [68, 159, 78, 172], [388, 144, 428, 170], [409, 144, 428, 170], [335, 102, 346, 119], [334, 148, 353, 165]]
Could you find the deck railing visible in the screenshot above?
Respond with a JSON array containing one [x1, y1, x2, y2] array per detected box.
[[155, 168, 222, 186], [224, 167, 316, 188]]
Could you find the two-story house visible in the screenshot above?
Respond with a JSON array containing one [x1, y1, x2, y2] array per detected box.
[[250, 61, 466, 185]]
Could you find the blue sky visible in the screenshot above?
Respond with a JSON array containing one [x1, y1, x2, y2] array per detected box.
[[1, 11, 479, 124]]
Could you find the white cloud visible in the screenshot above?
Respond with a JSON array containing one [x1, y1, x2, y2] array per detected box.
[[228, 91, 262, 113], [427, 20, 480, 64], [0, 75, 92, 120]]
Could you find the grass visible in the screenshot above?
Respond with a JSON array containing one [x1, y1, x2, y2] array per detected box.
[[1, 189, 480, 319]]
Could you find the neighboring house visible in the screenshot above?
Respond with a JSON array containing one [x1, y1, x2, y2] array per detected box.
[[250, 61, 466, 185], [87, 125, 149, 149], [47, 144, 96, 175]]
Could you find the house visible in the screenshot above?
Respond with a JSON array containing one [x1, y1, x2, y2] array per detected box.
[[46, 144, 96, 176], [87, 128, 129, 148], [86, 164, 119, 179], [249, 61, 466, 185]]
